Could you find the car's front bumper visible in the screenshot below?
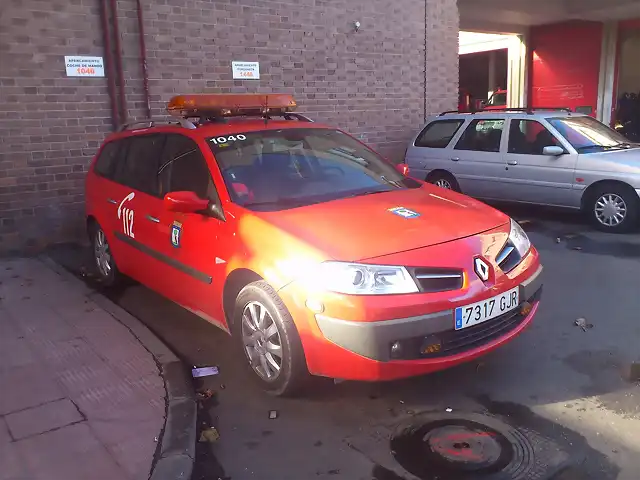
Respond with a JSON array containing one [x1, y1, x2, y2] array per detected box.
[[315, 265, 543, 362], [278, 246, 543, 381]]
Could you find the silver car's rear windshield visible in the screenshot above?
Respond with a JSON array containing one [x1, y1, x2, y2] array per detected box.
[[547, 116, 636, 153]]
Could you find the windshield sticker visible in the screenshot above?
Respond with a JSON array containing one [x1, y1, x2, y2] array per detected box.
[[171, 221, 182, 248], [388, 207, 420, 219], [210, 134, 247, 145]]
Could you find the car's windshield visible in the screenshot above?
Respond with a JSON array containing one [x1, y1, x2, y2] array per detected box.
[[547, 116, 637, 153], [208, 128, 421, 211]]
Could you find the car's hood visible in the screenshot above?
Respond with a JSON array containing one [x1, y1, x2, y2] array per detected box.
[[580, 147, 640, 173], [255, 185, 509, 261]]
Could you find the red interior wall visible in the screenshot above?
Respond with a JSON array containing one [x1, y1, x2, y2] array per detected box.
[[529, 21, 603, 116]]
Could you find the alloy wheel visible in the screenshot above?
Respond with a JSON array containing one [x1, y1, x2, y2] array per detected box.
[[594, 193, 627, 227], [241, 301, 283, 381], [435, 178, 452, 189], [94, 229, 112, 278]]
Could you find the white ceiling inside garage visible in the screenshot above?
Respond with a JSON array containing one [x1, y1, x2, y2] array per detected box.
[[458, 0, 640, 33]]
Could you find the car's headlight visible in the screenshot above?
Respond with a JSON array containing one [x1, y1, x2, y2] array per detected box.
[[308, 262, 419, 295], [509, 218, 531, 256]]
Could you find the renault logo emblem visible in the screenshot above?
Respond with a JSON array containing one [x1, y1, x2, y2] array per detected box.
[[474, 257, 490, 282]]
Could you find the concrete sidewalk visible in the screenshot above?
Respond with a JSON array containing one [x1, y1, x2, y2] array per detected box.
[[0, 257, 173, 479]]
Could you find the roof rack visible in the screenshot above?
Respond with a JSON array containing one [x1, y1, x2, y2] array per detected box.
[[118, 118, 196, 132], [438, 107, 572, 116], [193, 111, 314, 125], [118, 112, 314, 132]]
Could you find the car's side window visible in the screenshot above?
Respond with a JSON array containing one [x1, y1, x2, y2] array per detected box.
[[114, 134, 166, 196], [160, 135, 217, 202], [414, 120, 464, 148], [454, 119, 505, 153], [93, 140, 123, 180], [508, 120, 561, 155]]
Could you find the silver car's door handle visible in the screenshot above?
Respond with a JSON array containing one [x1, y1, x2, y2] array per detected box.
[[106, 198, 117, 204], [451, 157, 460, 162], [507, 160, 518, 165], [145, 215, 160, 223]]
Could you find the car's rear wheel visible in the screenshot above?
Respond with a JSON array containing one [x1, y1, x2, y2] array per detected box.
[[427, 171, 460, 192], [90, 222, 121, 287], [234, 281, 309, 396], [587, 184, 639, 233]]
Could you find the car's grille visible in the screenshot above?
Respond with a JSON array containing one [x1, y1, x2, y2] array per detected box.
[[420, 288, 542, 359], [412, 268, 464, 293], [496, 240, 523, 273]]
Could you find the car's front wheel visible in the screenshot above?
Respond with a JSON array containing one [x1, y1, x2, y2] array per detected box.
[[427, 171, 460, 192], [587, 184, 639, 233], [90, 222, 121, 287], [234, 281, 309, 396]]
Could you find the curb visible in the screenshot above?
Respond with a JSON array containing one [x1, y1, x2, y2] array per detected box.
[[38, 255, 196, 480]]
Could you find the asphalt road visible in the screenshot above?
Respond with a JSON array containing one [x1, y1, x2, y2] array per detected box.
[[48, 204, 640, 480]]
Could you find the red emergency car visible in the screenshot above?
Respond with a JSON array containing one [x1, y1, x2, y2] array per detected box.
[[85, 94, 543, 395]]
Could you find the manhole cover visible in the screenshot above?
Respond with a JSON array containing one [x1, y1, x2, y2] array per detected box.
[[390, 412, 557, 480], [421, 420, 513, 473]]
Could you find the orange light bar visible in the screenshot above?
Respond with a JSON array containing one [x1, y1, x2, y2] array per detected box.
[[167, 93, 297, 118]]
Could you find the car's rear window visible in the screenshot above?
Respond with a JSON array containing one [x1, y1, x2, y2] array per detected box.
[[208, 128, 420, 211], [414, 120, 464, 148]]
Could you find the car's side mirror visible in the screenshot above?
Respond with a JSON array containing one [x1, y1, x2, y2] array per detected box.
[[163, 191, 210, 213], [543, 145, 565, 156], [395, 163, 410, 176]]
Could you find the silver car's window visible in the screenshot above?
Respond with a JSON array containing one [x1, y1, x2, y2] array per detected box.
[[414, 120, 464, 148], [548, 116, 632, 153], [508, 120, 561, 155], [454, 119, 505, 153]]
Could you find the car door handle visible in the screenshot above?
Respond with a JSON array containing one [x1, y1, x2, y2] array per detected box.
[[145, 215, 160, 223], [507, 160, 518, 165], [450, 157, 460, 162], [106, 198, 117, 204]]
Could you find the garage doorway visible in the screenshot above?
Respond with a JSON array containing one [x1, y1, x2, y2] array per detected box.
[[614, 24, 640, 141], [459, 32, 525, 112]]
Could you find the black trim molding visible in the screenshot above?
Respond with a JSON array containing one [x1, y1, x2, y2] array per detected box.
[[114, 231, 213, 284]]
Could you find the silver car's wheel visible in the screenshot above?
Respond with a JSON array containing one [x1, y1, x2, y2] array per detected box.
[[587, 185, 639, 233], [594, 193, 627, 227], [435, 178, 453, 189], [241, 301, 283, 381], [427, 172, 460, 192]]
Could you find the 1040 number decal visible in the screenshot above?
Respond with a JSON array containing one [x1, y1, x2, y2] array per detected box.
[[210, 134, 247, 145]]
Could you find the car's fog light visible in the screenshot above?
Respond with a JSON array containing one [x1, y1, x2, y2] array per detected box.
[[421, 336, 442, 355], [520, 301, 532, 316], [390, 341, 403, 359], [305, 298, 324, 313]]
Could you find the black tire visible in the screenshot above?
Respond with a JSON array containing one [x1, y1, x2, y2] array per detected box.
[[427, 171, 461, 192], [585, 183, 639, 233], [89, 221, 122, 287], [234, 280, 310, 396]]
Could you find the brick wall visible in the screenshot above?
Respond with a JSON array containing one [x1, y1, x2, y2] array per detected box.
[[0, 0, 458, 253]]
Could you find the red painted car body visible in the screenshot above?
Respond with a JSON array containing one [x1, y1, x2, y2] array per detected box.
[[85, 116, 543, 383]]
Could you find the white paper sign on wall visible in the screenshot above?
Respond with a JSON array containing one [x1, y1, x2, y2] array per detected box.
[[64, 56, 105, 77], [232, 61, 260, 80]]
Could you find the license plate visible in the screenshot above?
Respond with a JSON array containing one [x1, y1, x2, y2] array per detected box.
[[454, 287, 519, 330]]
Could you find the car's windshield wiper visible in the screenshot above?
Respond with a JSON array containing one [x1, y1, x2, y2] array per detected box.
[[610, 142, 639, 149], [575, 145, 603, 152], [242, 197, 313, 209], [344, 188, 393, 199]]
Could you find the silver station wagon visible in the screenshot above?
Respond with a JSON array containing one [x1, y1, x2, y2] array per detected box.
[[404, 109, 640, 233]]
